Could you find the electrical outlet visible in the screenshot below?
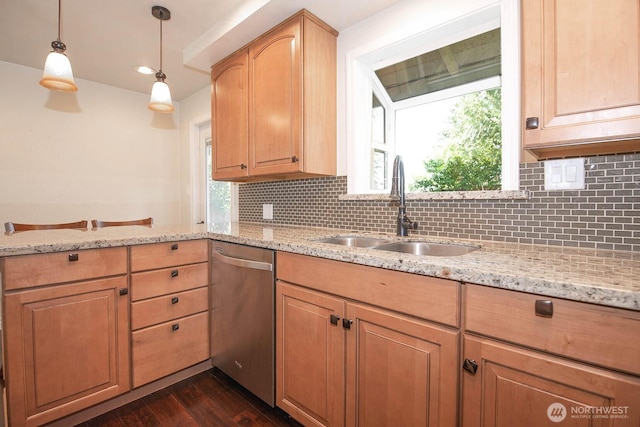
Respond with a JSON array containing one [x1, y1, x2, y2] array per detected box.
[[544, 158, 585, 190], [263, 204, 273, 220]]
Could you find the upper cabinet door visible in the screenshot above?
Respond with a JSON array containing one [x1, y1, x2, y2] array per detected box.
[[522, 0, 640, 158], [211, 49, 249, 180], [249, 18, 302, 176]]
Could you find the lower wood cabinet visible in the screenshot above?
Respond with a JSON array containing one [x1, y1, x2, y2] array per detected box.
[[276, 281, 459, 427], [462, 335, 640, 426], [462, 284, 640, 426], [130, 240, 210, 388], [131, 311, 209, 387], [3, 276, 130, 427]]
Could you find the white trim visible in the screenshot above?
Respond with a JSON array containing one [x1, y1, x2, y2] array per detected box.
[[500, 0, 521, 190]]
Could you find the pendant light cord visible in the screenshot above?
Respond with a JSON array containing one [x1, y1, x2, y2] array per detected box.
[[57, 0, 62, 42], [159, 11, 163, 73]]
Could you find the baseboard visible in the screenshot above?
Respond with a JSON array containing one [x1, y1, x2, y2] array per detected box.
[[47, 360, 213, 427]]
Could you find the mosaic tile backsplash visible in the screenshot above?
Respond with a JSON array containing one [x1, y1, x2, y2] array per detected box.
[[239, 153, 640, 252]]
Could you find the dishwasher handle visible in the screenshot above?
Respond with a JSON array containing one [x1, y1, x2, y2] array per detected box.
[[212, 249, 273, 272]]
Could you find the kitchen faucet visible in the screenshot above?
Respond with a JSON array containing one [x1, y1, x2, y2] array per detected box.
[[390, 155, 418, 236]]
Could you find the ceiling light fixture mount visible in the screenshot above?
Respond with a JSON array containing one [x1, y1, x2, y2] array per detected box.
[[148, 5, 174, 113], [40, 0, 78, 92]]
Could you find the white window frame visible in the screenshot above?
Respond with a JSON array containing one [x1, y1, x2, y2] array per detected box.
[[342, 0, 520, 196]]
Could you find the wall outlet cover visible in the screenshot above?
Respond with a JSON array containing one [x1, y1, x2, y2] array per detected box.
[[262, 204, 273, 220], [544, 158, 585, 191]]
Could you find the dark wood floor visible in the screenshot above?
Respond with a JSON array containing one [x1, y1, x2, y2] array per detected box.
[[76, 369, 302, 427]]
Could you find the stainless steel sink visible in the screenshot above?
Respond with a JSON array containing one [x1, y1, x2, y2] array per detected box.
[[315, 236, 390, 248], [373, 241, 479, 256]]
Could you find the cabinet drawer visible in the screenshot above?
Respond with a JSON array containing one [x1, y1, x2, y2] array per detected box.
[[131, 287, 209, 330], [277, 252, 460, 327], [132, 312, 209, 388], [131, 263, 208, 301], [2, 247, 127, 290], [464, 284, 640, 375], [130, 240, 208, 272]]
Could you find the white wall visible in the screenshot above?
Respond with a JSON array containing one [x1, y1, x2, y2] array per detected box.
[[0, 60, 186, 226]]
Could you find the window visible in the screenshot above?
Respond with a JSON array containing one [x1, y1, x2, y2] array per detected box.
[[206, 137, 233, 223], [192, 121, 237, 224], [371, 93, 388, 190], [343, 1, 520, 196]]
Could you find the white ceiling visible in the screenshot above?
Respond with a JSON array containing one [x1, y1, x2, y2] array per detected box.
[[0, 0, 402, 101]]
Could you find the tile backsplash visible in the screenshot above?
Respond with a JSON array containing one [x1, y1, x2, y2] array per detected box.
[[239, 153, 639, 252]]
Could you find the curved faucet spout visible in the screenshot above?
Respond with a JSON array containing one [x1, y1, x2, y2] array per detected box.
[[390, 155, 417, 236]]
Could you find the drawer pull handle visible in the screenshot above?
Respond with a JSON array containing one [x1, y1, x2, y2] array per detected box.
[[171, 243, 179, 251], [68, 253, 79, 262], [119, 288, 128, 296], [171, 297, 179, 304], [535, 300, 553, 318], [463, 358, 478, 375], [172, 323, 180, 332], [171, 270, 179, 278], [330, 314, 340, 326]]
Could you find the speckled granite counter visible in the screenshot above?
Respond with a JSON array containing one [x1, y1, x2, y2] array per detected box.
[[0, 222, 638, 311]]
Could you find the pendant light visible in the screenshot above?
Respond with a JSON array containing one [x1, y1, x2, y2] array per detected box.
[[39, 0, 78, 92], [148, 6, 174, 113]]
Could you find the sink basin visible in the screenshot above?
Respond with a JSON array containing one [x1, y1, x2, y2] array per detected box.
[[316, 236, 390, 248], [373, 241, 479, 256]]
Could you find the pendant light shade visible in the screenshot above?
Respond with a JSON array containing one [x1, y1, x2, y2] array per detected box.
[[148, 6, 174, 113], [40, 0, 78, 92]]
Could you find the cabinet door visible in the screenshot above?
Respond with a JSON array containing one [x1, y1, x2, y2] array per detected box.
[[4, 277, 130, 427], [345, 303, 459, 427], [211, 49, 249, 180], [462, 336, 640, 426], [249, 17, 302, 176], [276, 282, 345, 427], [522, 0, 640, 157]]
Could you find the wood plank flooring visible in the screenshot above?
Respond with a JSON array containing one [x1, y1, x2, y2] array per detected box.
[[76, 368, 302, 427]]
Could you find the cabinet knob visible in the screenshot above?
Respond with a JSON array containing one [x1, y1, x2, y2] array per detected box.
[[525, 116, 539, 130], [171, 296, 179, 304], [462, 358, 478, 375], [291, 156, 299, 163], [170, 270, 179, 278], [172, 323, 180, 332], [68, 253, 79, 262], [171, 243, 179, 251], [535, 300, 553, 317], [119, 288, 129, 296], [330, 314, 340, 326], [342, 318, 353, 330], [240, 163, 247, 169]]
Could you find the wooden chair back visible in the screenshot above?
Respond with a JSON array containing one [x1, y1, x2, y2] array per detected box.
[[91, 217, 153, 229], [4, 220, 88, 234]]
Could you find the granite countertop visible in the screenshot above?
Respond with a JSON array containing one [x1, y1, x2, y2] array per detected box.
[[0, 222, 638, 311]]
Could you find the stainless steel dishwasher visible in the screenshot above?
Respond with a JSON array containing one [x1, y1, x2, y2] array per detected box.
[[210, 241, 275, 406]]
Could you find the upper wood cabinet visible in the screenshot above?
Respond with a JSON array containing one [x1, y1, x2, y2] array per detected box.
[[211, 49, 249, 180], [522, 0, 640, 159], [211, 10, 338, 181]]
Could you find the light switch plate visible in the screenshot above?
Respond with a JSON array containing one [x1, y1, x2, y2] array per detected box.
[[544, 158, 585, 190], [263, 204, 273, 220]]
